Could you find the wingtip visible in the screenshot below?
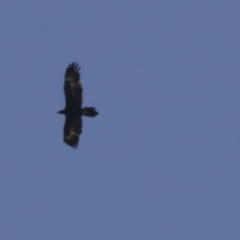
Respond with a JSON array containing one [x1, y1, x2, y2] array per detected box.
[[68, 62, 81, 72]]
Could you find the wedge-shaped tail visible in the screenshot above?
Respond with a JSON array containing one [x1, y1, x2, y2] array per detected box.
[[82, 107, 99, 117]]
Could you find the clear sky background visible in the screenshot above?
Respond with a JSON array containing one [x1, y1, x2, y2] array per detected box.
[[0, 1, 240, 239]]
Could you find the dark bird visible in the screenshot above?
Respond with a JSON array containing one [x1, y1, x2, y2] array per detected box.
[[58, 62, 98, 148]]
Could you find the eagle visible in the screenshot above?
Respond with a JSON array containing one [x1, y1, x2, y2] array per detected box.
[[58, 62, 98, 148]]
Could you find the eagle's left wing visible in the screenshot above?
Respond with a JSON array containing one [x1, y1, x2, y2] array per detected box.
[[64, 62, 83, 109]]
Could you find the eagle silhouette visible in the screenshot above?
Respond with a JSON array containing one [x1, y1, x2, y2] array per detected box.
[[58, 62, 98, 148]]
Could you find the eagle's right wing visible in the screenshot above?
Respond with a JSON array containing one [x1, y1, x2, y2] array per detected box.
[[63, 115, 82, 148]]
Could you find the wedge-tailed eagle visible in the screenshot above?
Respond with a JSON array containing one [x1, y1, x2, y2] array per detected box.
[[58, 62, 98, 148]]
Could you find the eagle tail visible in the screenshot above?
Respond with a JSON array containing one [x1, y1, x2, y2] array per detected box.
[[82, 107, 98, 117]]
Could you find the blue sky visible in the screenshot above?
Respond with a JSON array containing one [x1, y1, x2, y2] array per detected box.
[[0, 1, 240, 239]]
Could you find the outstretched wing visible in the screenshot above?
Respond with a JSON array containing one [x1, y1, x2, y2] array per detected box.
[[63, 115, 82, 148], [64, 62, 83, 109]]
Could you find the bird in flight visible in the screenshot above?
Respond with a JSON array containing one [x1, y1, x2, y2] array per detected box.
[[58, 62, 98, 148]]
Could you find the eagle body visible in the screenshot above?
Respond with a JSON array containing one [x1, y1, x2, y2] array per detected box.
[[58, 62, 98, 148]]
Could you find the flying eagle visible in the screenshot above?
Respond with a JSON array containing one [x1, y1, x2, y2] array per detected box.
[[58, 62, 98, 148]]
